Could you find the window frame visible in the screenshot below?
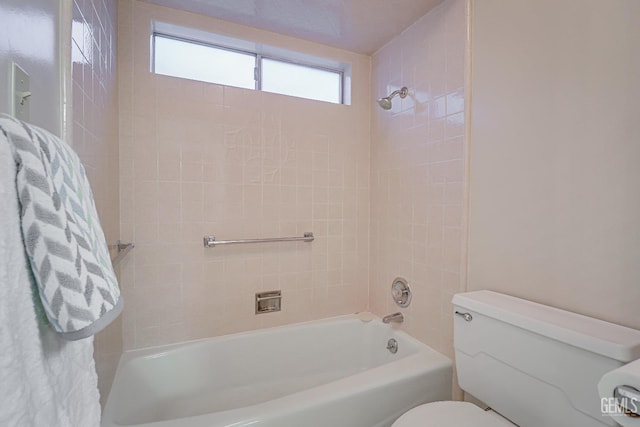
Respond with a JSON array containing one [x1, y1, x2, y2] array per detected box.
[[152, 32, 345, 104]]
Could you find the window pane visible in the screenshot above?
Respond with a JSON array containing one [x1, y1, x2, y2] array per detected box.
[[261, 58, 341, 104], [154, 35, 255, 89]]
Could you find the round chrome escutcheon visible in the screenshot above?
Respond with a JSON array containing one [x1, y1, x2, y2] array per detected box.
[[391, 277, 412, 308]]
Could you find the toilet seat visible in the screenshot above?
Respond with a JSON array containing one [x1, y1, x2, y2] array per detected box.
[[392, 401, 515, 427]]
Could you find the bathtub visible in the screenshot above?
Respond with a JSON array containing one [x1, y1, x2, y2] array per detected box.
[[101, 314, 452, 427]]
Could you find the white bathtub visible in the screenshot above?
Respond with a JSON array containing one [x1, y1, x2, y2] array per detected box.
[[102, 314, 452, 427]]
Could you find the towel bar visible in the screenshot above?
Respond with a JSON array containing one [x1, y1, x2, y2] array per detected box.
[[203, 232, 314, 248], [109, 241, 134, 265]]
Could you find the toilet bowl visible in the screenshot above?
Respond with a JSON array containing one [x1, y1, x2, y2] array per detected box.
[[390, 291, 640, 427], [392, 401, 514, 427]]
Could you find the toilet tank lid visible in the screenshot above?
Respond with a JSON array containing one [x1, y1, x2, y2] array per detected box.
[[452, 291, 640, 363]]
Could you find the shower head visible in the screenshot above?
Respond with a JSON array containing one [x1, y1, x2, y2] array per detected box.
[[377, 97, 393, 110], [377, 87, 408, 110]]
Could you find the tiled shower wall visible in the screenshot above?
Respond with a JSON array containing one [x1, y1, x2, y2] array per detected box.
[[118, 0, 371, 349], [370, 0, 468, 360], [70, 0, 121, 403]]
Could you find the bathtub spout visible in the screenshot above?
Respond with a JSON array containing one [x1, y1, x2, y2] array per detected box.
[[382, 312, 404, 324]]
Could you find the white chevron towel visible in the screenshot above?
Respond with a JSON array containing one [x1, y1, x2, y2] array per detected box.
[[0, 114, 122, 340]]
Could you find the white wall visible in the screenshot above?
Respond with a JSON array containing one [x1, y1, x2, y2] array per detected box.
[[0, 0, 63, 135], [468, 0, 640, 329]]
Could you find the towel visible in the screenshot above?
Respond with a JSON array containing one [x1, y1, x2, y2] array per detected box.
[[0, 114, 122, 340], [0, 133, 101, 426]]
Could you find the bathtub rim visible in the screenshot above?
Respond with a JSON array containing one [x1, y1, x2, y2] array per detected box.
[[102, 313, 452, 427], [114, 313, 431, 361]]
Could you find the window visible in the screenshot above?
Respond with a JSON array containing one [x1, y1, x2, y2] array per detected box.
[[154, 36, 255, 89], [152, 32, 345, 104], [261, 58, 341, 104]]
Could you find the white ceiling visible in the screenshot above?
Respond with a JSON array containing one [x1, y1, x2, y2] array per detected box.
[[142, 0, 444, 54]]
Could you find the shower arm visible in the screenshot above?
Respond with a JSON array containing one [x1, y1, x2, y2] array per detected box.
[[388, 87, 408, 100], [377, 86, 409, 110]]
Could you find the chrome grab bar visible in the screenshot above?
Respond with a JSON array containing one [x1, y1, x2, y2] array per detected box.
[[203, 232, 314, 248]]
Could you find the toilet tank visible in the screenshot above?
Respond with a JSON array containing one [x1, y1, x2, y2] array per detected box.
[[453, 291, 640, 427]]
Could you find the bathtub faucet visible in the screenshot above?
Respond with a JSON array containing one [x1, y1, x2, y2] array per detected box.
[[382, 312, 404, 324]]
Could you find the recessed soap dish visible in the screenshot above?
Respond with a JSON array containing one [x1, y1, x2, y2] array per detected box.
[[255, 290, 282, 314]]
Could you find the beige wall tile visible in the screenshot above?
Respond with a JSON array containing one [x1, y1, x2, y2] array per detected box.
[[370, 0, 468, 361], [72, 0, 121, 407], [119, 0, 371, 349]]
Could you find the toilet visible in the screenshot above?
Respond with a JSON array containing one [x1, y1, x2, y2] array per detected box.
[[392, 290, 640, 427]]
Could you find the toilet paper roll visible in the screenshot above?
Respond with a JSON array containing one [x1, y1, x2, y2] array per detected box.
[[598, 359, 640, 426]]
